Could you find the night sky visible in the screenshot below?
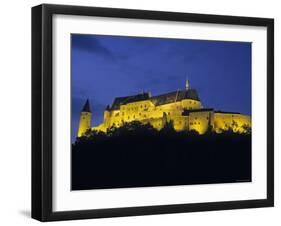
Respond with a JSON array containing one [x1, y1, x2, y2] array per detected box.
[[71, 34, 251, 142]]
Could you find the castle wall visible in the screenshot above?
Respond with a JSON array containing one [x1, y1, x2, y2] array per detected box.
[[106, 109, 121, 127], [156, 102, 184, 118], [92, 97, 250, 135], [173, 116, 189, 131], [142, 117, 164, 130], [97, 98, 202, 132], [92, 123, 107, 133], [213, 113, 251, 133], [181, 99, 202, 110], [121, 100, 155, 122], [188, 111, 212, 134]]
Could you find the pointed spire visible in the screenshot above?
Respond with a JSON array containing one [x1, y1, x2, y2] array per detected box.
[[82, 99, 91, 113]]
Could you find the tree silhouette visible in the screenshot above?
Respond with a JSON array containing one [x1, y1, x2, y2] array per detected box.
[[72, 122, 252, 190]]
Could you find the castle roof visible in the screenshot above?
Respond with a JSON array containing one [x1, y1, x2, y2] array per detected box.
[[214, 110, 241, 115], [109, 89, 200, 110], [182, 108, 213, 116], [150, 89, 200, 106], [82, 99, 91, 112], [181, 109, 242, 116], [110, 93, 150, 110]]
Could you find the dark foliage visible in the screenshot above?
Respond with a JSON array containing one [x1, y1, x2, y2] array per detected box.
[[72, 122, 251, 190]]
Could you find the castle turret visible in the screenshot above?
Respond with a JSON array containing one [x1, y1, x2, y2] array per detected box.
[[77, 99, 91, 137], [103, 105, 111, 127], [186, 78, 189, 90]]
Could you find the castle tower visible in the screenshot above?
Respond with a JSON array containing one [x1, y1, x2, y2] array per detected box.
[[185, 78, 189, 90], [77, 99, 91, 137]]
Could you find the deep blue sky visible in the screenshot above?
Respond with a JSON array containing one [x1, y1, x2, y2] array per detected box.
[[71, 34, 251, 142]]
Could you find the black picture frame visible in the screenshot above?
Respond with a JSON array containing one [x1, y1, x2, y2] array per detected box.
[[32, 4, 274, 222]]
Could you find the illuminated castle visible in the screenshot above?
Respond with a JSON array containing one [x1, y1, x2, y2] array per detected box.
[[77, 79, 251, 137]]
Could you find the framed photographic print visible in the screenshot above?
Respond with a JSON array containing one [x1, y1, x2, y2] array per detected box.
[[32, 4, 274, 221]]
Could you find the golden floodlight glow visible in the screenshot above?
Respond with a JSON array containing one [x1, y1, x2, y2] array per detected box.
[[77, 80, 251, 137]]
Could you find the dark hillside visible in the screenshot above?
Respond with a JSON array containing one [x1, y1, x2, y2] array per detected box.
[[72, 122, 251, 190]]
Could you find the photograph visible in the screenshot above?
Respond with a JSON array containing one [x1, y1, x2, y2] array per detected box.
[[31, 3, 274, 221], [71, 34, 252, 190]]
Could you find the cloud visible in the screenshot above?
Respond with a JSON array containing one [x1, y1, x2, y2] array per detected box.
[[72, 35, 114, 59]]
